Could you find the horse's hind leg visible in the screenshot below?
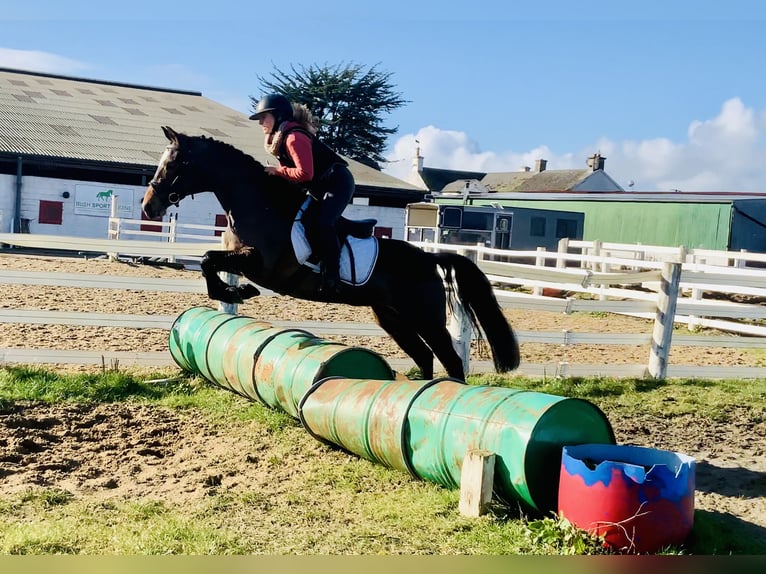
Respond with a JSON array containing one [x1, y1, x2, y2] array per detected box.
[[416, 324, 466, 381], [372, 305, 436, 379], [405, 279, 467, 380]]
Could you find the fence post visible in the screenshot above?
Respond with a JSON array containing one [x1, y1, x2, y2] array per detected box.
[[167, 215, 177, 264], [532, 247, 545, 296], [737, 249, 747, 269], [107, 195, 119, 261], [556, 238, 568, 269], [217, 232, 239, 315], [688, 254, 703, 331], [589, 240, 601, 271], [448, 248, 474, 375], [647, 260, 682, 379]]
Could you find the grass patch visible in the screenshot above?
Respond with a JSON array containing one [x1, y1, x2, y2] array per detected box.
[[470, 373, 766, 421], [0, 365, 763, 555]]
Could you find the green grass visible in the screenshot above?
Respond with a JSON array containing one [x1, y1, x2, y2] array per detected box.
[[0, 365, 764, 555], [472, 373, 766, 422]]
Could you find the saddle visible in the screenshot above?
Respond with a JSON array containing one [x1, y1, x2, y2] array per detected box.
[[336, 216, 377, 239], [291, 198, 379, 286]]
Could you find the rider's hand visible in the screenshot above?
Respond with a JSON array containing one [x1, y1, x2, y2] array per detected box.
[[264, 166, 278, 176]]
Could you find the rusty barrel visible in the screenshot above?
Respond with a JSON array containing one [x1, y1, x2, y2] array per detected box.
[[254, 331, 395, 418], [169, 306, 241, 380], [169, 307, 394, 417], [298, 377, 446, 475], [299, 376, 615, 512], [170, 306, 277, 399]]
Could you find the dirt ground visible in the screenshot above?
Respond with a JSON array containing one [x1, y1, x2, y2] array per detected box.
[[0, 252, 764, 549]]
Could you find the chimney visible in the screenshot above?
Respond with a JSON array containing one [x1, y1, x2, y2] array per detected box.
[[412, 141, 424, 173], [587, 153, 606, 171], [535, 159, 548, 172]]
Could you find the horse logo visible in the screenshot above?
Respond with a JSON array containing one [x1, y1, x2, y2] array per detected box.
[[96, 190, 113, 200]]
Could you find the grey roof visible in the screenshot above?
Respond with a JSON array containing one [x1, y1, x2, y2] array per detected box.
[[480, 169, 595, 192], [437, 168, 601, 193], [0, 67, 419, 192]]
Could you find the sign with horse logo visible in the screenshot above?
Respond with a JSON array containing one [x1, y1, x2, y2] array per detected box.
[[74, 184, 135, 217]]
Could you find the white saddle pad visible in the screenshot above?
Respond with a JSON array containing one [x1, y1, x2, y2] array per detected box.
[[291, 219, 378, 286]]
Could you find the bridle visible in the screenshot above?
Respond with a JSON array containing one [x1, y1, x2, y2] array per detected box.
[[148, 144, 190, 207]]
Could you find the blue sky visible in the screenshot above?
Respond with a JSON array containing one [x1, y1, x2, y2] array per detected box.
[[4, 1, 766, 191]]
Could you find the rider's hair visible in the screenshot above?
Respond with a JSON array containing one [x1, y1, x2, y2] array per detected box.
[[292, 103, 317, 135]]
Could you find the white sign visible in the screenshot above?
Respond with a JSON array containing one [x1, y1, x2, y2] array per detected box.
[[74, 184, 135, 217]]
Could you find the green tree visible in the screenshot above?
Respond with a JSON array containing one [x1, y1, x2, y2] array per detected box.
[[254, 62, 408, 170]]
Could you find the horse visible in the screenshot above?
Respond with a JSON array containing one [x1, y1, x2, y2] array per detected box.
[[141, 126, 520, 380]]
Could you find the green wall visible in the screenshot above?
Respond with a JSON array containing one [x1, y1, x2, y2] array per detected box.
[[447, 199, 734, 250]]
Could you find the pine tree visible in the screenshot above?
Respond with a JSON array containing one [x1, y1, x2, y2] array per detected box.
[[254, 62, 408, 170]]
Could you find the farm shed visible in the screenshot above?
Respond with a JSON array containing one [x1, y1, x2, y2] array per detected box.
[[434, 191, 766, 253], [0, 67, 424, 242]]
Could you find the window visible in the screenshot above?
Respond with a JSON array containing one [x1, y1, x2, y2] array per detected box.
[[373, 226, 392, 239], [214, 214, 228, 237], [555, 218, 579, 239], [38, 200, 63, 225], [530, 217, 546, 237], [140, 210, 163, 232], [461, 211, 493, 231], [441, 207, 462, 228]]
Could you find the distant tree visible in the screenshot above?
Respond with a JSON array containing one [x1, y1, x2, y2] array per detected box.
[[253, 62, 408, 170]]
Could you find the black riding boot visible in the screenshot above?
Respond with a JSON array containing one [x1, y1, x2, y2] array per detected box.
[[317, 228, 342, 295]]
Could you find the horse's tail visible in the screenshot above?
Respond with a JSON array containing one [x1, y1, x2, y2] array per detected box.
[[436, 252, 520, 372]]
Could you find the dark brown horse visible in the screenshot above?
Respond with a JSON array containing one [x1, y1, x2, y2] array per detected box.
[[142, 126, 519, 380]]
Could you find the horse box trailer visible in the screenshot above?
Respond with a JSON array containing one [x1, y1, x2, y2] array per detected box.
[[405, 202, 584, 251]]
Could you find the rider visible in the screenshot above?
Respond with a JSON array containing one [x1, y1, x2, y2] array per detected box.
[[250, 93, 354, 295]]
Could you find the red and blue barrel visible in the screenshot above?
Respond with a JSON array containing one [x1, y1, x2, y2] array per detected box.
[[558, 443, 696, 553]]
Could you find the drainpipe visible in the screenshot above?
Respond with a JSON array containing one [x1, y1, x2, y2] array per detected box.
[[13, 156, 22, 233]]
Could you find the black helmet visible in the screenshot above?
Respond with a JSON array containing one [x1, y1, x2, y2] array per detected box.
[[249, 93, 293, 123]]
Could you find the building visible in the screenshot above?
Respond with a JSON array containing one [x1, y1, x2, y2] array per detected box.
[[414, 147, 766, 253], [412, 147, 624, 194], [0, 67, 425, 241], [436, 190, 766, 253]]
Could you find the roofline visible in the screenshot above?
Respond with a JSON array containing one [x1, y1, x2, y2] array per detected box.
[[433, 190, 766, 202], [0, 151, 155, 174], [0, 153, 425, 198], [0, 66, 202, 97]]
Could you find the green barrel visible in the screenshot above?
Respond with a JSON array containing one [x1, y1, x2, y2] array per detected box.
[[299, 376, 614, 513], [208, 316, 273, 400], [168, 305, 214, 371], [255, 332, 395, 418], [298, 377, 445, 475], [406, 381, 616, 512], [169, 306, 238, 378]]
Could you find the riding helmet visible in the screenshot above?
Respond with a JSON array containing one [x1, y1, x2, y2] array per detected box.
[[249, 93, 294, 124]]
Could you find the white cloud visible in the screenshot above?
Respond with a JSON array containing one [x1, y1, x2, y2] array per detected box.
[[0, 47, 88, 75], [384, 97, 766, 193]]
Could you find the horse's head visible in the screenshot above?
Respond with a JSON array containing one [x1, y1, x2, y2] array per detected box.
[[142, 126, 199, 219]]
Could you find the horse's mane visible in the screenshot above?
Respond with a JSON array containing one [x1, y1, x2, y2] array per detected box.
[[189, 133, 265, 174], [182, 132, 305, 214]]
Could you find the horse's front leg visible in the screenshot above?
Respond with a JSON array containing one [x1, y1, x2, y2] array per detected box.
[[200, 249, 262, 304]]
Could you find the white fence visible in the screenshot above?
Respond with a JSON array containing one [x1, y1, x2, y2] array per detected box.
[[2, 229, 766, 380]]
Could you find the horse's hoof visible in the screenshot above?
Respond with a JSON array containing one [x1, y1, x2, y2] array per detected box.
[[221, 286, 244, 304], [238, 284, 260, 299]]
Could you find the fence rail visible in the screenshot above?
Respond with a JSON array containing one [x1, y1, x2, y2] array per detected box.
[[2, 232, 766, 379]]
